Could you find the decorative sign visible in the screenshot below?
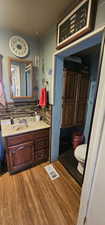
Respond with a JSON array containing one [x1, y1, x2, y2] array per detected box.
[[56, 0, 96, 50]]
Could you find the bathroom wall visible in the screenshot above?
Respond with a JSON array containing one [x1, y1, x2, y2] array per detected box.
[[1, 0, 105, 105], [0, 29, 39, 103], [83, 50, 100, 143], [95, 0, 105, 29], [39, 0, 105, 104], [38, 25, 56, 104]]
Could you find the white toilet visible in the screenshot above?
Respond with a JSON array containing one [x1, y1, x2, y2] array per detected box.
[[74, 144, 87, 175]]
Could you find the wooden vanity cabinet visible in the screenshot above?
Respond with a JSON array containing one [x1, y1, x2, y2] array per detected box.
[[6, 128, 49, 173]]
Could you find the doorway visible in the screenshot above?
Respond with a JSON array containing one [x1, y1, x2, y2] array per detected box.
[[59, 44, 101, 186], [51, 27, 105, 225]]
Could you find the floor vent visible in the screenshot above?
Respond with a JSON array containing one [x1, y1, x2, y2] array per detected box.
[[44, 164, 60, 180]]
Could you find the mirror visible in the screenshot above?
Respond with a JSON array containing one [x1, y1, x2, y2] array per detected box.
[[9, 58, 33, 98]]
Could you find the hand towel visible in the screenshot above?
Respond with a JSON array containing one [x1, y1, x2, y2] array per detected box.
[[39, 88, 47, 107]]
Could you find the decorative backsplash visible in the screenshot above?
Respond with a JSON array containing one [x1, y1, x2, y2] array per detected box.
[[0, 102, 37, 120], [0, 102, 52, 126]]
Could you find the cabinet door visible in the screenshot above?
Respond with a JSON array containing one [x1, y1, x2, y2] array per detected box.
[[62, 70, 78, 100], [8, 141, 34, 171], [62, 100, 75, 127], [75, 73, 89, 125], [62, 70, 78, 128], [34, 133, 49, 162]]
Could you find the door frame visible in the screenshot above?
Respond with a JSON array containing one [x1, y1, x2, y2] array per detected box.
[[51, 26, 105, 225]]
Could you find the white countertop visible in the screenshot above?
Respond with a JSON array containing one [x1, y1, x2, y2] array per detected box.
[[1, 117, 50, 137]]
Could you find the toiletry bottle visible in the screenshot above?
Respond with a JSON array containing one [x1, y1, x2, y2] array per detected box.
[[10, 116, 14, 124], [35, 112, 40, 121]]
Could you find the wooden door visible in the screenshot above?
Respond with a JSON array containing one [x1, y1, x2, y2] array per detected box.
[[62, 69, 78, 127], [75, 72, 89, 125], [8, 141, 34, 171]]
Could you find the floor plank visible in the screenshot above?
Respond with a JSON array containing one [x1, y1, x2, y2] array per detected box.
[[0, 161, 81, 225]]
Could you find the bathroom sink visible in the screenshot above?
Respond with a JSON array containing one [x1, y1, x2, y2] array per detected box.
[[11, 123, 28, 131], [1, 117, 50, 137], [9, 116, 39, 131], [10, 118, 28, 131], [13, 116, 35, 125]]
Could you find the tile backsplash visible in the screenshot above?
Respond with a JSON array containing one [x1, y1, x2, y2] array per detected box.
[[0, 102, 52, 126]]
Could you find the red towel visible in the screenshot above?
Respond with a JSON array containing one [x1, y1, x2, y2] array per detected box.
[[39, 88, 47, 107]]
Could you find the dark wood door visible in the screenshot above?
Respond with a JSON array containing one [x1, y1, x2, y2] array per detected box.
[[62, 100, 75, 127], [8, 141, 34, 171], [62, 69, 78, 99], [62, 70, 78, 127], [75, 72, 89, 125], [62, 69, 89, 128]]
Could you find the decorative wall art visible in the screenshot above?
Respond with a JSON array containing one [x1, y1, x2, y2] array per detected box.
[[56, 0, 96, 49]]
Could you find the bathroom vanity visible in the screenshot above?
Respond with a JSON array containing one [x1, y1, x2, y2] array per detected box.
[[1, 118, 50, 173]]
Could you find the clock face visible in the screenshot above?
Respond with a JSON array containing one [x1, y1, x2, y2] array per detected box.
[[9, 36, 29, 58]]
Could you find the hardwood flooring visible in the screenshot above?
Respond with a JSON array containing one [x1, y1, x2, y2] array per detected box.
[[0, 161, 81, 225]]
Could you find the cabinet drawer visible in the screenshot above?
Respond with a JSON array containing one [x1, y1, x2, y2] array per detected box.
[[33, 129, 49, 139], [7, 133, 33, 146]]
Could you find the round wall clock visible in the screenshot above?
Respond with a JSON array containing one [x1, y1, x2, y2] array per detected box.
[[9, 35, 29, 58]]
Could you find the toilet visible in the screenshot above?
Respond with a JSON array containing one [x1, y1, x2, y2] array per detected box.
[[74, 144, 87, 175]]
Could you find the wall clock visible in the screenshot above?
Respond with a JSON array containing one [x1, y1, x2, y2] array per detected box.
[[9, 36, 29, 58]]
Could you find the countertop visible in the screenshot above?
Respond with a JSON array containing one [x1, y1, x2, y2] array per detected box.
[[1, 117, 50, 137]]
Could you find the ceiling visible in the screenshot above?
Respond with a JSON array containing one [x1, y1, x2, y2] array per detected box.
[[0, 0, 78, 38]]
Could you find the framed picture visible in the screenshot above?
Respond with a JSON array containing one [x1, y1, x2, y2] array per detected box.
[[56, 0, 96, 50]]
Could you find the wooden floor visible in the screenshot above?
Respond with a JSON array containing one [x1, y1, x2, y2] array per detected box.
[[0, 161, 81, 225]]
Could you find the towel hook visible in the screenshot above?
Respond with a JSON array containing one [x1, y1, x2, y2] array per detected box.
[[42, 79, 48, 88]]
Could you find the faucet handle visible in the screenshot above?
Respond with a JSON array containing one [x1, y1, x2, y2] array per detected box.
[[10, 116, 14, 125]]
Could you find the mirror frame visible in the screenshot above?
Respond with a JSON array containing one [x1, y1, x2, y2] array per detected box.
[[9, 57, 34, 99]]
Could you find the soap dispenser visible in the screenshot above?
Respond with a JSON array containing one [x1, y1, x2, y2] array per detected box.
[[35, 112, 40, 121], [10, 116, 14, 124]]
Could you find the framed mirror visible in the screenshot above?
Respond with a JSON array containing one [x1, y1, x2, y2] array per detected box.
[[9, 57, 33, 99]]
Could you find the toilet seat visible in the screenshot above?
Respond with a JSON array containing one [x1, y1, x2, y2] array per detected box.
[[74, 144, 87, 163]]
